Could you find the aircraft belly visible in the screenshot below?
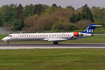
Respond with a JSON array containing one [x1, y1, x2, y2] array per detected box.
[[46, 37, 72, 42]]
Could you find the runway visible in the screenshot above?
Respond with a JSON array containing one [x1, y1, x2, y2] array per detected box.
[[0, 43, 105, 49]]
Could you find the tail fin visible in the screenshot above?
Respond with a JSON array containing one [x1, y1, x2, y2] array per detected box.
[[81, 24, 102, 34]]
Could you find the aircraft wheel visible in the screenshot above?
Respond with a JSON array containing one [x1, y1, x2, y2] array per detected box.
[[53, 41, 58, 44]]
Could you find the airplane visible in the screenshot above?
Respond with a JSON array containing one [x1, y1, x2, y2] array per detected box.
[[2, 24, 102, 44]]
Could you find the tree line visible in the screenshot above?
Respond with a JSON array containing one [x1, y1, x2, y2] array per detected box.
[[0, 3, 104, 32]]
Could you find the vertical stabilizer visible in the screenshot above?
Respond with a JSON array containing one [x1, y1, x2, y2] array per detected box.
[[81, 24, 102, 34]]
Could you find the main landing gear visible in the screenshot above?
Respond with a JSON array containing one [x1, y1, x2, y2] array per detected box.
[[53, 41, 58, 44]]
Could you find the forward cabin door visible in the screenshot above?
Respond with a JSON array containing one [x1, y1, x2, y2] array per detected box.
[[11, 34, 18, 41], [14, 34, 18, 40]]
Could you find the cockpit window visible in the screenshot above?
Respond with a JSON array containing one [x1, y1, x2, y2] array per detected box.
[[9, 35, 12, 37], [7, 35, 12, 37]]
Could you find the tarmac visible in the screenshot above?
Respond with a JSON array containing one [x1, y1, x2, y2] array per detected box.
[[0, 43, 105, 49]]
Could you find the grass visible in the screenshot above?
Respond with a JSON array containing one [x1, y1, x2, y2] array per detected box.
[[0, 49, 105, 70], [1, 35, 105, 43], [0, 35, 105, 70]]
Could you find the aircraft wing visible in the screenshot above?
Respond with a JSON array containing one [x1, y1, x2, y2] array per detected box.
[[44, 38, 67, 42]]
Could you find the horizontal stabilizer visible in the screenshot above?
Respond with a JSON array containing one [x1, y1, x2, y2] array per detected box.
[[91, 25, 103, 27]]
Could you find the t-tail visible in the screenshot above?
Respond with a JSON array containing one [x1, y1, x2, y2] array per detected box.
[[81, 24, 102, 34]]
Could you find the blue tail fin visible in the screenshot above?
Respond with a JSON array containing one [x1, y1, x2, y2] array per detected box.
[[81, 24, 102, 34]]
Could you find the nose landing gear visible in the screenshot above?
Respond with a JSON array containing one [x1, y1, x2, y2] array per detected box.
[[7, 41, 9, 44]]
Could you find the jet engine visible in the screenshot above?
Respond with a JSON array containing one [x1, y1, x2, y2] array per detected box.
[[72, 32, 83, 36]]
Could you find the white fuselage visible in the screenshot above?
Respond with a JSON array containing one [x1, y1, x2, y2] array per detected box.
[[2, 33, 74, 42], [2, 32, 92, 43]]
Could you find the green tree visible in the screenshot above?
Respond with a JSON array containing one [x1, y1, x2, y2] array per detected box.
[[77, 12, 83, 20], [82, 4, 94, 22], [70, 4, 94, 23], [94, 21, 102, 25], [0, 13, 1, 26], [0, 18, 1, 26], [33, 4, 44, 15], [52, 18, 76, 31], [11, 19, 24, 31], [45, 6, 58, 15], [0, 5, 7, 26], [66, 5, 75, 11], [52, 4, 57, 8], [21, 4, 35, 19], [70, 13, 78, 23], [16, 4, 23, 19], [0, 4, 17, 26], [91, 6, 105, 23], [77, 12, 86, 21]]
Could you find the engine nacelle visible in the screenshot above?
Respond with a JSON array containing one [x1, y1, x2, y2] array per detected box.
[[72, 32, 83, 36]]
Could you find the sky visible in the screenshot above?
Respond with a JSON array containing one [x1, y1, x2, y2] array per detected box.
[[0, 0, 105, 9]]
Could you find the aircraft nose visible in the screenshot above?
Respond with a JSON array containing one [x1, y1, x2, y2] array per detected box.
[[2, 38, 5, 41], [2, 37, 8, 42]]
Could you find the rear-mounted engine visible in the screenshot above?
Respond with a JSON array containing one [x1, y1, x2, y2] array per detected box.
[[72, 32, 83, 36]]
